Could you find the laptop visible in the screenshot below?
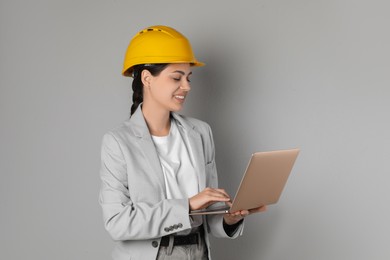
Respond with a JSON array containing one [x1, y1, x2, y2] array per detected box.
[[189, 148, 300, 215]]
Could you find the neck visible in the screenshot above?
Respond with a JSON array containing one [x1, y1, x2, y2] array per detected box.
[[141, 102, 171, 136]]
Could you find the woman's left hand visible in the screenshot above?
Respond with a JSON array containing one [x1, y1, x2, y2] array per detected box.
[[223, 204, 267, 225]]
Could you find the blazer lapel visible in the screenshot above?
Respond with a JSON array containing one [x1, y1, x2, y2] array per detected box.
[[129, 106, 167, 197], [172, 113, 206, 191]]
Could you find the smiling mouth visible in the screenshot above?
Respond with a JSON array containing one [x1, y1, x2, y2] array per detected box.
[[174, 95, 185, 100]]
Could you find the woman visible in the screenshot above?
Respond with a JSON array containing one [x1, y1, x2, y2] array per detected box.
[[99, 25, 266, 260]]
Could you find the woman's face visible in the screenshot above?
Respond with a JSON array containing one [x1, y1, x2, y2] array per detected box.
[[143, 63, 192, 113]]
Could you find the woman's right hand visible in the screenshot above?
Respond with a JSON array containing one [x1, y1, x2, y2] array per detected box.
[[189, 187, 231, 211]]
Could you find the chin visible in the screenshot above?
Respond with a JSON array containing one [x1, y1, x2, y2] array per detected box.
[[170, 104, 184, 112]]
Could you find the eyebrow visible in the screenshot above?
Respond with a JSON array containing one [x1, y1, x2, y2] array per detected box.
[[171, 70, 192, 76]]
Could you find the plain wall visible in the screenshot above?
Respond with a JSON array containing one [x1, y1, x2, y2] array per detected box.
[[1, 0, 389, 259]]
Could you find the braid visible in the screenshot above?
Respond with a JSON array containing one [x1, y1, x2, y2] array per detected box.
[[130, 67, 143, 116], [129, 63, 169, 117]]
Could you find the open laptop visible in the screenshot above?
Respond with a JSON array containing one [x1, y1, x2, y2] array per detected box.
[[189, 148, 300, 215]]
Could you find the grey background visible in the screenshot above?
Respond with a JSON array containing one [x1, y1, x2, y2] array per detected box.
[[1, 0, 389, 259]]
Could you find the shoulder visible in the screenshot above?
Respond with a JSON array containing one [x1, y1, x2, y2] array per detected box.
[[101, 118, 135, 146]]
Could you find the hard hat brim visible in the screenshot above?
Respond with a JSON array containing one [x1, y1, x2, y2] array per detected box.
[[122, 60, 205, 77]]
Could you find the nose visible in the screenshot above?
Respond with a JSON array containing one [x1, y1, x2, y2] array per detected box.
[[180, 80, 191, 91]]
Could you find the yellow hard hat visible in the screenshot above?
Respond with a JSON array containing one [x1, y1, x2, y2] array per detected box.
[[122, 25, 205, 77]]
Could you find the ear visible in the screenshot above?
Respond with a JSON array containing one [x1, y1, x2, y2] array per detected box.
[[141, 69, 152, 88]]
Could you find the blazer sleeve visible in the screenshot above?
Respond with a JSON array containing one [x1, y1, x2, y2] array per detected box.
[[98, 133, 192, 241], [203, 125, 244, 239]]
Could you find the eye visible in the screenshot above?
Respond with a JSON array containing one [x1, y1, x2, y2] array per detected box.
[[173, 77, 181, 81]]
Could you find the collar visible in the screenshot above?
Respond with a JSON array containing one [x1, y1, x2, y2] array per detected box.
[[128, 104, 196, 139]]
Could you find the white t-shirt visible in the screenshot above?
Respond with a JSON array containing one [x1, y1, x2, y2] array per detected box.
[[152, 120, 202, 233]]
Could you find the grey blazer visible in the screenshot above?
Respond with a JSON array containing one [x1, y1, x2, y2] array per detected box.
[[99, 106, 243, 260]]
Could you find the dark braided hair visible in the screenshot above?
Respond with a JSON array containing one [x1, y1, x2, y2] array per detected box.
[[129, 63, 169, 117]]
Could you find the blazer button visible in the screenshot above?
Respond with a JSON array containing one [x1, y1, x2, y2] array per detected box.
[[173, 224, 178, 229], [178, 223, 183, 228], [152, 241, 159, 248], [164, 227, 170, 232]]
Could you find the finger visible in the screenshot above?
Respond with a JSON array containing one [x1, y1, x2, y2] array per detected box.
[[239, 210, 250, 217], [205, 190, 230, 201], [227, 209, 249, 219], [198, 193, 230, 209], [213, 188, 230, 198], [206, 193, 230, 202], [249, 205, 267, 214], [204, 188, 230, 200], [233, 211, 242, 217], [226, 211, 239, 217]]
